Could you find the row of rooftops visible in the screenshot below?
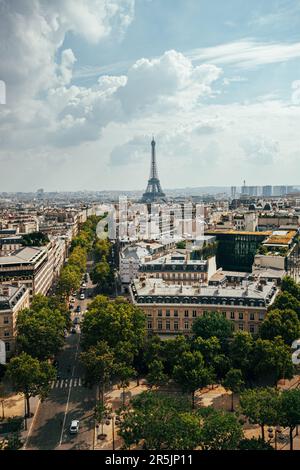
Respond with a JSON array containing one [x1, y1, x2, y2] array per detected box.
[[130, 278, 277, 307], [0, 284, 28, 310]]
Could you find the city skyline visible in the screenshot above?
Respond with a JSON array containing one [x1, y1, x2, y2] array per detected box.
[[1, 1, 300, 192]]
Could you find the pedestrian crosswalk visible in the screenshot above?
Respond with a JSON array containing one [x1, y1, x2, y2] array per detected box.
[[51, 377, 83, 389]]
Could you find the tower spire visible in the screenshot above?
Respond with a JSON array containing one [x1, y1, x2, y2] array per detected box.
[[141, 137, 166, 203]]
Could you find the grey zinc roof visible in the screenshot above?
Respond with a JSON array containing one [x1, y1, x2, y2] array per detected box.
[[0, 246, 44, 265]]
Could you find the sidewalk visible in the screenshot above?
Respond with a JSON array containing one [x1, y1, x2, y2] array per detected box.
[[0, 389, 40, 449], [94, 380, 148, 450]]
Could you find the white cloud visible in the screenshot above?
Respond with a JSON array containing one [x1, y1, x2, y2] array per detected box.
[[291, 80, 300, 104], [187, 39, 300, 69], [240, 136, 279, 165], [117, 50, 222, 113]]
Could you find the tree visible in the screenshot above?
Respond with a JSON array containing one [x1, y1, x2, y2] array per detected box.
[[80, 341, 114, 405], [259, 309, 300, 345], [173, 351, 215, 408], [118, 391, 201, 450], [22, 232, 49, 247], [115, 363, 136, 407], [162, 335, 190, 374], [238, 437, 274, 450], [198, 408, 243, 450], [223, 369, 245, 412], [192, 312, 233, 343], [281, 276, 300, 300], [57, 265, 81, 297], [278, 389, 300, 451], [252, 337, 294, 384], [240, 388, 281, 441], [146, 360, 168, 389], [5, 353, 56, 416], [94, 239, 111, 259], [192, 336, 230, 380], [91, 259, 110, 285], [270, 291, 300, 319], [80, 296, 145, 354], [94, 401, 109, 436], [229, 332, 254, 381], [16, 297, 67, 360], [68, 246, 87, 273]]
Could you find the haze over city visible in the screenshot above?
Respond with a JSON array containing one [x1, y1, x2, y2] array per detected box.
[[1, 0, 300, 192]]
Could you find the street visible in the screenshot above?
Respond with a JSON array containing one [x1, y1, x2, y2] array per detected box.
[[24, 267, 97, 450]]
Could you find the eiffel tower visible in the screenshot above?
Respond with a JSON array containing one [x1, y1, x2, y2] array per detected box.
[[141, 137, 166, 203]]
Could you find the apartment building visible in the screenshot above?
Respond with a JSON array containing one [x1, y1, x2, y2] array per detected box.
[[130, 278, 278, 336], [0, 238, 66, 299], [139, 252, 217, 285], [0, 284, 30, 356]]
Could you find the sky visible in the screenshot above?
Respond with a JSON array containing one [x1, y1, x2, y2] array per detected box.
[[1, 0, 300, 192]]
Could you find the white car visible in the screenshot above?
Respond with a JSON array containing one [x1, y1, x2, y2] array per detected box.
[[80, 293, 85, 300], [70, 298, 75, 304], [81, 282, 87, 288], [69, 420, 79, 434]]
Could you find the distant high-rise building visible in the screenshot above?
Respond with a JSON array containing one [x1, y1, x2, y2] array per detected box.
[[141, 138, 166, 203], [273, 186, 287, 197], [231, 186, 237, 198], [36, 188, 44, 200], [262, 185, 272, 197]]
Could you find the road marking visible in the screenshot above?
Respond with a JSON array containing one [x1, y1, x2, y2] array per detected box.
[[58, 334, 81, 446]]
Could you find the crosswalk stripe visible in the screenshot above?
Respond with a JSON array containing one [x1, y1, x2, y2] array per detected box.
[[51, 377, 83, 389]]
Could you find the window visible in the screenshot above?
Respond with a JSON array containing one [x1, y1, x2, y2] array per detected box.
[[158, 321, 162, 331], [192, 310, 197, 318], [3, 316, 9, 324], [259, 313, 264, 321], [5, 342, 10, 352], [222, 312, 226, 318], [249, 325, 255, 334], [166, 321, 170, 331], [184, 321, 189, 330], [239, 312, 244, 320], [184, 310, 189, 318], [174, 322, 179, 331], [147, 321, 152, 329], [166, 310, 170, 317], [174, 310, 178, 317], [249, 313, 255, 321], [230, 312, 235, 319], [158, 309, 162, 317], [239, 323, 244, 331]]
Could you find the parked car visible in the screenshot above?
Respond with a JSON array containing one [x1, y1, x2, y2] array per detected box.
[[71, 327, 77, 334], [74, 317, 80, 325], [70, 298, 75, 304], [75, 305, 81, 313], [80, 293, 85, 300], [69, 420, 79, 434], [81, 283, 87, 288]]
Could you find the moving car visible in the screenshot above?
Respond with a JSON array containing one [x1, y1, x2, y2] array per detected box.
[[69, 420, 79, 434]]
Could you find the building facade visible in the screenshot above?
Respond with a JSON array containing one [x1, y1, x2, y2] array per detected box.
[[130, 278, 278, 336], [0, 284, 30, 356]]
